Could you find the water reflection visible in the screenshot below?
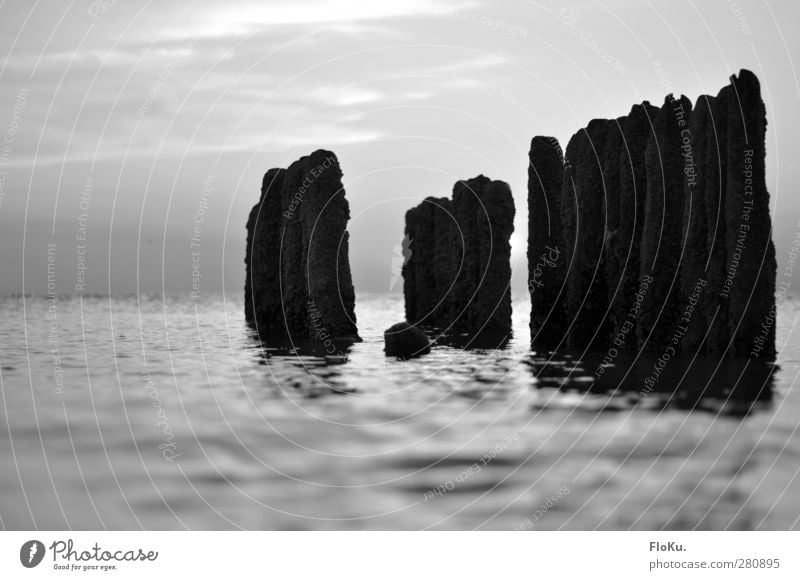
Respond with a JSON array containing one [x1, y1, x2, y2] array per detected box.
[[527, 352, 776, 417], [426, 325, 511, 350], [247, 332, 354, 397], [245, 327, 354, 360]]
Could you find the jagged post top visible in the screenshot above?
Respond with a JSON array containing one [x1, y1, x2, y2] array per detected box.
[[260, 168, 285, 200], [482, 179, 515, 224], [258, 149, 343, 203], [731, 68, 759, 90], [452, 174, 492, 202], [299, 148, 343, 184], [530, 135, 563, 158]]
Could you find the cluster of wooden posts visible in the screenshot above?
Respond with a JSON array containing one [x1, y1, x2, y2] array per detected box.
[[245, 70, 775, 359]]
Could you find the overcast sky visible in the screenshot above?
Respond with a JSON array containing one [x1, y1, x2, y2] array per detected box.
[[0, 0, 798, 297]]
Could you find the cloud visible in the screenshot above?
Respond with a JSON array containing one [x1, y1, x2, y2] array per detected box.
[[313, 86, 386, 107], [162, 0, 477, 40], [265, 127, 383, 150]]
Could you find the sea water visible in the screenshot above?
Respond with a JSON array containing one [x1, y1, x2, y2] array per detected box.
[[1, 293, 798, 530]]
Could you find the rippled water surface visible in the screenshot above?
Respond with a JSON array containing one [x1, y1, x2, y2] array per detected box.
[[1, 293, 799, 530]]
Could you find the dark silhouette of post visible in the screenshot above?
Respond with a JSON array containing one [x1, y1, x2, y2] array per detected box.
[[724, 70, 776, 357], [402, 175, 515, 343], [474, 179, 515, 335], [245, 168, 284, 335], [613, 102, 659, 351], [528, 136, 566, 348], [245, 150, 359, 344], [525, 69, 775, 358], [681, 96, 711, 353], [638, 95, 692, 351], [602, 118, 625, 347], [563, 120, 611, 349], [704, 85, 731, 354]]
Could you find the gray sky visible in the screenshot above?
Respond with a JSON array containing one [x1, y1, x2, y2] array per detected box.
[[0, 0, 798, 297]]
